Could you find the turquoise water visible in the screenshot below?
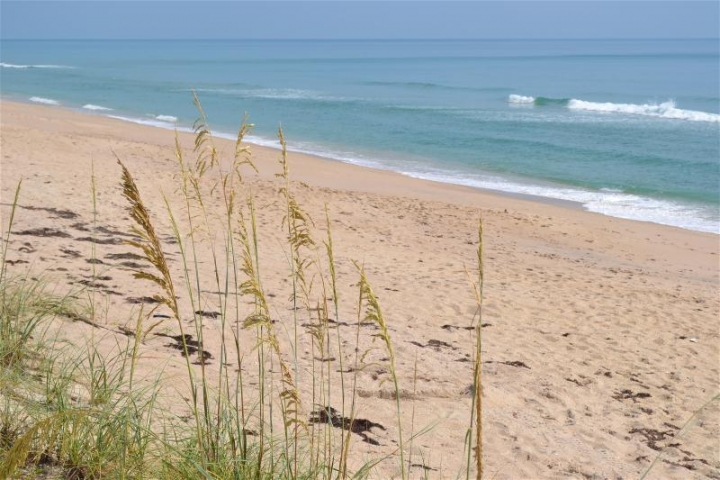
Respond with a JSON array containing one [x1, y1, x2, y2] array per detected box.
[[2, 39, 718, 232]]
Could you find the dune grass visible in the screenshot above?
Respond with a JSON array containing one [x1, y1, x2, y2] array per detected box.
[[0, 100, 486, 479]]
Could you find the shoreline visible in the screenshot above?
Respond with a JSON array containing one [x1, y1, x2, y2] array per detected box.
[[3, 96, 586, 213], [2, 99, 717, 262], [5, 95, 717, 234]]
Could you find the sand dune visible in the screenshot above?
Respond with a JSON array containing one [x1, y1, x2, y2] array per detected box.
[[1, 100, 718, 479]]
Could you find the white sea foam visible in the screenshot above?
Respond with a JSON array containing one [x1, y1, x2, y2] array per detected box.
[[507, 94, 719, 122], [82, 104, 113, 111], [29, 96, 60, 105], [399, 169, 719, 234], [508, 94, 535, 104], [155, 115, 178, 122], [246, 89, 327, 101], [106, 114, 189, 131], [567, 99, 719, 122], [191, 87, 343, 102], [1, 63, 74, 69]]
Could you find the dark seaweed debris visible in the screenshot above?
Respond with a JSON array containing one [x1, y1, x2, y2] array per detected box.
[[613, 389, 651, 403], [126, 296, 161, 304], [410, 339, 456, 351], [76, 236, 123, 245], [16, 228, 71, 238], [483, 360, 530, 369], [629, 427, 674, 451], [4, 259, 29, 265], [155, 333, 213, 365], [19, 205, 79, 219], [309, 405, 385, 445], [106, 252, 145, 260], [60, 248, 81, 258]]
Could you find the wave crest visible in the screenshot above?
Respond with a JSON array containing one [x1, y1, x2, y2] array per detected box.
[[190, 87, 348, 103], [508, 94, 535, 104], [509, 94, 719, 122], [2, 63, 74, 69], [567, 99, 720, 122], [82, 104, 113, 111], [107, 114, 184, 130], [29, 96, 60, 105]]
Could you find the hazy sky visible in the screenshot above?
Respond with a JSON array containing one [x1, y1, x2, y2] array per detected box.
[[2, 1, 718, 40]]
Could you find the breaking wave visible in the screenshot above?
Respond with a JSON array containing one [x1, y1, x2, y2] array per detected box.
[[82, 104, 113, 111], [29, 96, 60, 105], [1, 63, 74, 69], [106, 114, 186, 130], [567, 99, 720, 122], [508, 94, 536, 104], [508, 95, 719, 122], [190, 87, 339, 102]]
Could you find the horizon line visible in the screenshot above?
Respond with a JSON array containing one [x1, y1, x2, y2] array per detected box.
[[3, 37, 719, 42]]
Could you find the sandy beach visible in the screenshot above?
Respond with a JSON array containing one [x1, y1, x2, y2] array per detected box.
[[1, 100, 718, 479]]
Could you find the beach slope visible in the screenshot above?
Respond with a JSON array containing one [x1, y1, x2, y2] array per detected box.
[[1, 100, 718, 478]]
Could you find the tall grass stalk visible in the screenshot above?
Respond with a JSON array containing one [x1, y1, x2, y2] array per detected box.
[[0, 181, 22, 285], [88, 160, 99, 324], [475, 220, 484, 479], [277, 126, 316, 479], [340, 263, 369, 480], [408, 348, 418, 474], [117, 158, 207, 463], [464, 220, 484, 479], [355, 262, 406, 479], [323, 205, 343, 478]]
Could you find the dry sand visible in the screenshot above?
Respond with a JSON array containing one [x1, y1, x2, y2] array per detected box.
[[1, 100, 718, 479]]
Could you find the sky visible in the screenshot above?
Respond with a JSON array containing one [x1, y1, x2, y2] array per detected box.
[[1, 1, 718, 40]]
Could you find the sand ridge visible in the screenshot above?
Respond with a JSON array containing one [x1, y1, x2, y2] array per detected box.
[[1, 100, 718, 479]]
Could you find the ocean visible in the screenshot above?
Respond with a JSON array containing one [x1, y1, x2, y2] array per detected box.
[[2, 39, 718, 233]]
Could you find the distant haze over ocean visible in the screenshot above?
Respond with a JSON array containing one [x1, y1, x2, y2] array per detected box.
[[2, 39, 718, 233]]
